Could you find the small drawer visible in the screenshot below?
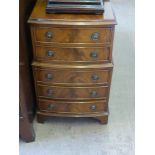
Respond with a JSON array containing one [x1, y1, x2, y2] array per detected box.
[[34, 46, 111, 63], [37, 85, 109, 100], [38, 99, 108, 114], [34, 68, 112, 86], [34, 27, 113, 44]]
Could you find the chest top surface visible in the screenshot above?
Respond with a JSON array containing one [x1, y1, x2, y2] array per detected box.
[[28, 0, 117, 26]]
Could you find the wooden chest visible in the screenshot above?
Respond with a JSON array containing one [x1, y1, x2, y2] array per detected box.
[[28, 0, 117, 124]]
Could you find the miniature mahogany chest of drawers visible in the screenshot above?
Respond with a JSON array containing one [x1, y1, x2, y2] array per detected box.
[[28, 0, 117, 124]]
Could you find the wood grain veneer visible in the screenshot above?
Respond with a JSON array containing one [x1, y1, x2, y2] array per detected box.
[[34, 45, 111, 63], [28, 0, 116, 124]]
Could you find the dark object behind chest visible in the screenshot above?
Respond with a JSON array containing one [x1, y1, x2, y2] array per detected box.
[[46, 0, 104, 14]]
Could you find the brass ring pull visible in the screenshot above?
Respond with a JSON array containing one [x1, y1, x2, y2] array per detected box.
[[45, 32, 53, 39], [90, 51, 98, 58], [46, 50, 55, 57], [90, 91, 97, 97], [90, 105, 96, 111], [91, 74, 99, 81], [47, 89, 54, 96], [91, 32, 100, 41], [48, 104, 56, 110], [45, 73, 53, 80]]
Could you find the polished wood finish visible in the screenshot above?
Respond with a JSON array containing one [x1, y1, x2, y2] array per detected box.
[[32, 61, 113, 68], [38, 99, 108, 114], [28, 0, 116, 124], [20, 0, 36, 142], [37, 85, 108, 100], [34, 27, 112, 44], [34, 45, 111, 63], [37, 111, 109, 123], [33, 67, 112, 86], [96, 115, 108, 124]]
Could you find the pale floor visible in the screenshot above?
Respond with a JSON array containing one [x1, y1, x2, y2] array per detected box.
[[19, 0, 135, 154]]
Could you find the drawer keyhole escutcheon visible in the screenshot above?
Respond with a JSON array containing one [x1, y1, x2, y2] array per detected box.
[[91, 32, 100, 41], [90, 105, 96, 111], [91, 74, 99, 81], [46, 50, 55, 57], [48, 104, 56, 110], [90, 51, 98, 59], [90, 91, 97, 97], [47, 89, 54, 96], [45, 73, 53, 80], [45, 31, 53, 39]]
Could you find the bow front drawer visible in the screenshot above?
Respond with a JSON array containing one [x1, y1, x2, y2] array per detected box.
[[34, 46, 111, 63], [38, 99, 108, 114], [34, 27, 113, 44], [37, 85, 109, 100], [34, 68, 112, 86]]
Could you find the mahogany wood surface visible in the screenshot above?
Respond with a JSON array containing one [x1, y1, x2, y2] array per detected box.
[[37, 111, 109, 124], [28, 0, 116, 124], [33, 46, 111, 63], [33, 67, 112, 86], [32, 61, 114, 68], [34, 27, 113, 44], [38, 99, 108, 114], [37, 85, 108, 100]]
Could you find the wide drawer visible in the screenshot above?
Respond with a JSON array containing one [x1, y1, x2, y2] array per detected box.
[[34, 27, 113, 44], [33, 68, 112, 86], [37, 85, 109, 100], [34, 46, 111, 63], [38, 99, 108, 114]]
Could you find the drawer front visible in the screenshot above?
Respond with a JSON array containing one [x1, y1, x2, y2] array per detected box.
[[37, 85, 108, 100], [38, 99, 108, 113], [34, 27, 113, 44], [34, 68, 111, 86], [34, 46, 111, 63]]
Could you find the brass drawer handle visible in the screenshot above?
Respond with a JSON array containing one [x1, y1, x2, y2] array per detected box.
[[47, 89, 54, 96], [91, 32, 100, 41], [48, 103, 56, 110], [45, 73, 53, 80], [90, 51, 98, 58], [46, 50, 55, 57], [90, 105, 96, 111], [90, 91, 97, 97], [91, 74, 99, 81], [45, 31, 53, 39]]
